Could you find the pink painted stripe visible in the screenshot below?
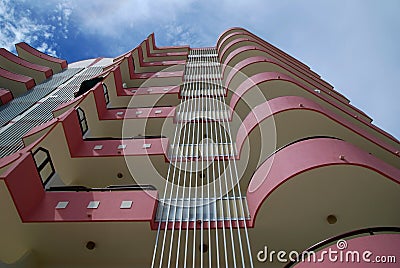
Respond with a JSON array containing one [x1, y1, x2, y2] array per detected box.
[[246, 137, 400, 227], [1, 151, 158, 223], [236, 96, 399, 158], [137, 45, 186, 66], [0, 66, 35, 89], [58, 109, 169, 158], [220, 37, 320, 82], [226, 59, 368, 121], [0, 48, 53, 78], [87, 57, 104, 68], [15, 42, 67, 69], [145, 38, 188, 57], [127, 54, 184, 79], [232, 72, 398, 144], [217, 27, 309, 71], [0, 88, 13, 104]]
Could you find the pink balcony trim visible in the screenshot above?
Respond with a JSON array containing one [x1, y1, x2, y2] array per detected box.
[[220, 29, 353, 104], [101, 65, 182, 101], [15, 42, 67, 69], [0, 151, 158, 223], [27, 189, 158, 222], [0, 88, 13, 104], [246, 138, 400, 227], [127, 53, 184, 79], [236, 96, 399, 164], [217, 27, 309, 71], [100, 106, 176, 120], [232, 72, 398, 145], [91, 82, 176, 119], [226, 56, 367, 121], [114, 50, 132, 62], [144, 38, 188, 57], [0, 151, 21, 169], [137, 44, 186, 66], [219, 31, 312, 77], [0, 67, 35, 89], [294, 234, 400, 267], [52, 95, 84, 115], [222, 46, 349, 104], [0, 48, 53, 78], [119, 85, 180, 97], [87, 57, 104, 68], [112, 63, 181, 97], [219, 33, 314, 79], [227, 65, 369, 122], [60, 108, 169, 158], [1, 147, 249, 226], [50, 73, 176, 123], [220, 37, 321, 83], [1, 153, 45, 220], [23, 117, 59, 140], [218, 29, 309, 73]]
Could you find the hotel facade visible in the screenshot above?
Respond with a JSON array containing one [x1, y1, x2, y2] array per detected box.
[[0, 28, 399, 267]]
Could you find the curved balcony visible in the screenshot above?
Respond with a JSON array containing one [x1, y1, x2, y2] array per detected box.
[[216, 28, 352, 106], [0, 66, 35, 97], [219, 36, 318, 82], [224, 58, 370, 125], [245, 137, 400, 262], [228, 71, 398, 148], [15, 42, 67, 73], [218, 31, 311, 75], [116, 53, 184, 88], [132, 45, 186, 73], [21, 108, 170, 189], [96, 65, 181, 108], [140, 40, 188, 62], [0, 88, 12, 105], [50, 81, 176, 140], [221, 46, 351, 107], [0, 48, 53, 84], [0, 150, 158, 266], [233, 96, 399, 186], [217, 27, 311, 74], [216, 27, 246, 51]]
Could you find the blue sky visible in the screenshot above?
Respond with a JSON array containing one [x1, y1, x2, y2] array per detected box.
[[0, 0, 399, 139]]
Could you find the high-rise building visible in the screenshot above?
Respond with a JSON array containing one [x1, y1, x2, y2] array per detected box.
[[0, 28, 399, 268]]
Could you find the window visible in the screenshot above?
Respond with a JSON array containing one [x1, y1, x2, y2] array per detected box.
[[103, 83, 110, 104], [33, 147, 55, 185], [76, 107, 88, 135]]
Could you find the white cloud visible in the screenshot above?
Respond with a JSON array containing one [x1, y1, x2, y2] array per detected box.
[[51, 0, 196, 37], [0, 0, 59, 56], [53, 1, 72, 39], [161, 22, 201, 47], [0, 0, 398, 138], [36, 42, 57, 57]]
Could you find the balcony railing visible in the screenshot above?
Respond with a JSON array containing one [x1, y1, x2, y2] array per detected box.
[[169, 142, 236, 159], [155, 196, 249, 222]]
